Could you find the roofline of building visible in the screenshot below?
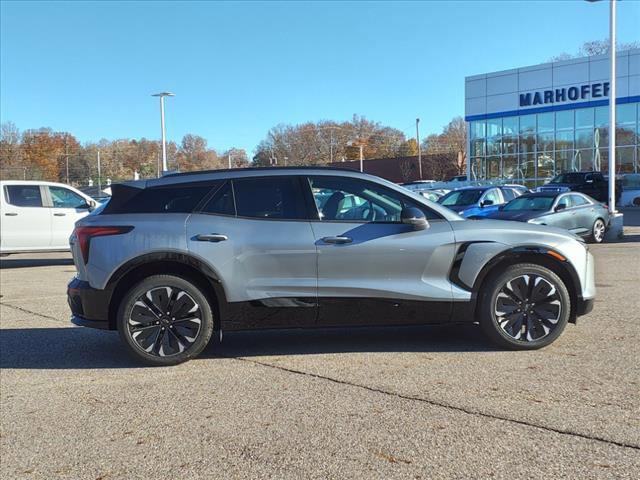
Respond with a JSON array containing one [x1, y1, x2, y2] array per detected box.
[[465, 47, 640, 81]]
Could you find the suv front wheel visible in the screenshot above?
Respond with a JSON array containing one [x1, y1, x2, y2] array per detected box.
[[117, 274, 214, 366], [479, 264, 570, 350]]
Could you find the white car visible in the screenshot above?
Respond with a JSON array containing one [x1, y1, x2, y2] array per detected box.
[[1, 180, 97, 254]]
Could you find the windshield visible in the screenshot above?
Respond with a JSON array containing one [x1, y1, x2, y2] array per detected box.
[[503, 196, 554, 211], [549, 173, 583, 184], [438, 189, 483, 207]]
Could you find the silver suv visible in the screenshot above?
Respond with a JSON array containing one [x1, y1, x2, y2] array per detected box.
[[67, 167, 595, 365]]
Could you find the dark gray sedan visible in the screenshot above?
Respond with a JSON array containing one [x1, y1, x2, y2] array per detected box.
[[484, 192, 610, 243]]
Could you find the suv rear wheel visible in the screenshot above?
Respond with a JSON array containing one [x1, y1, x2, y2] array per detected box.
[[117, 274, 214, 366], [479, 264, 570, 350]]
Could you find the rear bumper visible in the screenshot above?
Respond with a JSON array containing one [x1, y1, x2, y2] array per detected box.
[[576, 297, 594, 317], [67, 277, 113, 330]]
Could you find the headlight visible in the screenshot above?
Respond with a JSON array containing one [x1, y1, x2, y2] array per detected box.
[[527, 218, 541, 224]]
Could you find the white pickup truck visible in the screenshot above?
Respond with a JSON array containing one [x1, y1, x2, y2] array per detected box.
[[0, 180, 97, 254]]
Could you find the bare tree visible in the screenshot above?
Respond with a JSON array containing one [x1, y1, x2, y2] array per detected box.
[[551, 39, 640, 61], [422, 117, 467, 175], [399, 158, 414, 182], [253, 116, 408, 167]]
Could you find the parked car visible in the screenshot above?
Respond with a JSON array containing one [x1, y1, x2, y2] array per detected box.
[[484, 192, 610, 243], [503, 184, 530, 196], [448, 175, 467, 182], [1, 180, 97, 255], [419, 190, 447, 202], [437, 185, 522, 218], [68, 167, 595, 365], [537, 171, 621, 203]]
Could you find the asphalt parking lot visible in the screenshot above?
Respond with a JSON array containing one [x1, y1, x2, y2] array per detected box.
[[1, 211, 639, 479]]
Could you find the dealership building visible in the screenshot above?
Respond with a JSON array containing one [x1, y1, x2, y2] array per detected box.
[[465, 49, 640, 186]]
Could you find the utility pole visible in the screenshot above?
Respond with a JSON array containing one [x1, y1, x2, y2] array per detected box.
[[359, 145, 364, 172], [228, 153, 232, 169], [97, 150, 102, 194], [330, 128, 334, 163], [416, 118, 423, 180], [64, 136, 70, 184]]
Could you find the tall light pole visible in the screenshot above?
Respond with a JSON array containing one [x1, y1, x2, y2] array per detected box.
[[586, 0, 617, 213], [608, 0, 617, 214], [97, 150, 102, 194], [416, 118, 422, 180], [152, 92, 175, 173]]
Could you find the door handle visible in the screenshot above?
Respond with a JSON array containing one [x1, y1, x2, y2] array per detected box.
[[195, 233, 228, 242], [4, 212, 18, 216], [54, 212, 67, 216], [322, 236, 353, 244]]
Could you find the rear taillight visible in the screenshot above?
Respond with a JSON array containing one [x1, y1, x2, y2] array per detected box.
[[74, 226, 133, 264]]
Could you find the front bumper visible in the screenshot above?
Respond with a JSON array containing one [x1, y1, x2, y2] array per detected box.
[[67, 277, 112, 330]]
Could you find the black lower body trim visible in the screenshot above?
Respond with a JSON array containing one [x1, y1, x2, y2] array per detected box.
[[223, 297, 459, 330], [71, 315, 110, 330], [318, 297, 452, 326], [67, 278, 113, 329], [576, 297, 594, 317]]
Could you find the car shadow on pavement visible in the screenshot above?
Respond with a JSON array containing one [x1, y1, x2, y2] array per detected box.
[[0, 257, 75, 269], [0, 327, 141, 369], [203, 324, 494, 359], [0, 324, 493, 370]]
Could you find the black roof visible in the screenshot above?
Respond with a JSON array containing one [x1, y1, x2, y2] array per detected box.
[[163, 166, 360, 178]]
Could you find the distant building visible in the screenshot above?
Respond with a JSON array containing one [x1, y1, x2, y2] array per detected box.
[[328, 153, 458, 183], [465, 49, 640, 186]]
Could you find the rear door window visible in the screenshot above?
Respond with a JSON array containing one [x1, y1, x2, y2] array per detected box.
[[233, 177, 307, 220], [4, 185, 44, 207], [201, 182, 235, 216]]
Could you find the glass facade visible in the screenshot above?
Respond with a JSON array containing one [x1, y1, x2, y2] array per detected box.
[[469, 102, 640, 186]]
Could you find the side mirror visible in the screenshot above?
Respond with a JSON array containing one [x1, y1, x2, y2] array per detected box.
[[87, 200, 97, 212], [401, 207, 429, 231], [555, 203, 567, 212], [481, 199, 494, 207]]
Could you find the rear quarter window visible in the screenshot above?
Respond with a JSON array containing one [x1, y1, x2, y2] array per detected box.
[[104, 181, 220, 214]]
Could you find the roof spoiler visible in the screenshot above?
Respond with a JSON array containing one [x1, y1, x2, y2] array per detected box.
[[102, 182, 145, 214]]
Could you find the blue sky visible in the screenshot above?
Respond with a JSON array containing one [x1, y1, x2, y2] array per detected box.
[[1, 0, 639, 156]]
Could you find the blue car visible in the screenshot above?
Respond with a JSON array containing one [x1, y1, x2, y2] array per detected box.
[[437, 186, 523, 218]]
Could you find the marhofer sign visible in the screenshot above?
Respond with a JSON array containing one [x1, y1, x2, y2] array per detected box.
[[519, 82, 610, 107]]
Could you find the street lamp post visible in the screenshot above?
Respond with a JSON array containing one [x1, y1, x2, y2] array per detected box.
[[608, 0, 617, 214], [586, 0, 617, 213], [152, 92, 175, 173]]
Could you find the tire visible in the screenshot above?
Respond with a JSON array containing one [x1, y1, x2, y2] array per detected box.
[[478, 263, 570, 350], [117, 274, 214, 366], [589, 218, 606, 244]]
